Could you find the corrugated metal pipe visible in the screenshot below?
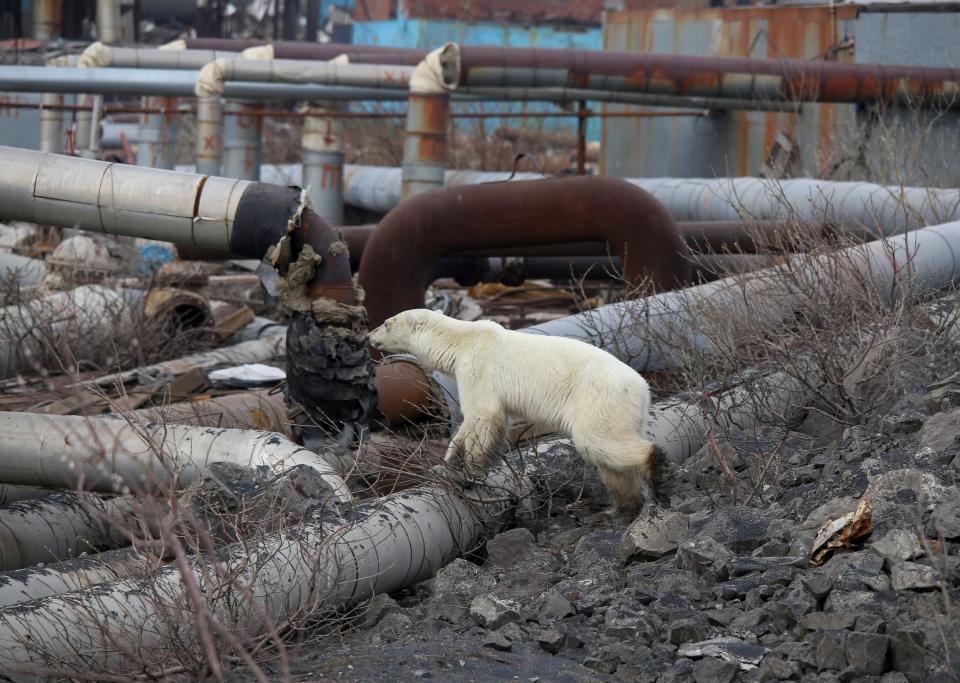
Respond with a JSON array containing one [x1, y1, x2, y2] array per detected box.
[[443, 45, 960, 107], [402, 45, 454, 200], [357, 175, 691, 327], [0, 147, 376, 443]]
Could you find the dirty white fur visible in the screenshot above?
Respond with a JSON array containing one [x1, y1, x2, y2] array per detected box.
[[368, 309, 660, 513]]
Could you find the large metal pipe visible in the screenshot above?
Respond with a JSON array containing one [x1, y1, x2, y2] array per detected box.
[[358, 175, 691, 327], [0, 471, 518, 679], [221, 99, 262, 180], [32, 0, 62, 41], [445, 45, 960, 107], [0, 412, 350, 499], [302, 107, 345, 225], [402, 47, 452, 200], [95, 0, 122, 44], [521, 218, 960, 375], [196, 58, 414, 94]]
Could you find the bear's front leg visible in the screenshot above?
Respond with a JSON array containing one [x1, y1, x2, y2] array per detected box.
[[444, 410, 506, 479]]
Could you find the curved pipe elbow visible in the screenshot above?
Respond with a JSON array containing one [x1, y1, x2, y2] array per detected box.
[[357, 175, 691, 327]]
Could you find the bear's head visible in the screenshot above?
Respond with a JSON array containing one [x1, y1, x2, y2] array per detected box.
[[368, 308, 437, 355]]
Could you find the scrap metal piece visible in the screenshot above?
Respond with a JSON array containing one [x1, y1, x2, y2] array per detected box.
[[810, 498, 873, 566]]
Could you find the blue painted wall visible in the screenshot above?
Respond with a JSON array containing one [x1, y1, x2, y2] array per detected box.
[[349, 17, 602, 141]]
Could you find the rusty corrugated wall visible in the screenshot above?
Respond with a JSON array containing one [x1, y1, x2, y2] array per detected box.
[[601, 6, 860, 179]]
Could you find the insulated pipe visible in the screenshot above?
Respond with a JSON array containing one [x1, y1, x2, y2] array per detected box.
[[80, 42, 236, 69], [358, 175, 691, 327], [0, 493, 135, 571], [32, 0, 62, 41], [521, 219, 960, 375], [402, 46, 453, 200], [0, 412, 350, 500], [195, 93, 222, 175], [73, 94, 94, 152], [95, 0, 122, 44], [0, 66, 415, 100], [136, 96, 178, 169], [628, 177, 960, 238], [445, 45, 960, 108], [196, 58, 415, 94], [221, 99, 262, 180], [302, 106, 345, 225], [0, 472, 518, 679], [38, 93, 64, 153], [109, 390, 292, 438]]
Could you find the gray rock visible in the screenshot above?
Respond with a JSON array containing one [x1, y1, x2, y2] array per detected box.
[[716, 578, 758, 601], [469, 594, 521, 630], [919, 408, 960, 450], [537, 590, 575, 624], [824, 590, 886, 614], [890, 561, 940, 591], [482, 630, 512, 651], [570, 529, 620, 576], [802, 574, 835, 601], [668, 617, 710, 645], [880, 674, 909, 683], [775, 641, 816, 668], [693, 506, 771, 553], [361, 593, 399, 629], [870, 528, 925, 564], [535, 628, 565, 654], [843, 632, 888, 676], [757, 656, 800, 681], [801, 612, 857, 632], [811, 630, 848, 671], [692, 657, 739, 683], [427, 558, 496, 623], [676, 536, 735, 578], [619, 507, 689, 563], [485, 527, 538, 568], [927, 489, 960, 539], [880, 412, 923, 435], [760, 566, 796, 587], [604, 604, 657, 642], [887, 624, 927, 682]]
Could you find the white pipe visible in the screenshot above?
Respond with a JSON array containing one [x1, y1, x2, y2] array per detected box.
[[302, 106, 344, 224], [31, 0, 62, 41], [221, 100, 262, 180], [136, 96, 178, 169], [96, 0, 122, 44], [0, 412, 350, 500], [0, 473, 514, 678]]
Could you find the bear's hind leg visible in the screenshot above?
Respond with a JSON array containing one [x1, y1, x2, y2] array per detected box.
[[596, 465, 647, 517], [576, 430, 664, 514]]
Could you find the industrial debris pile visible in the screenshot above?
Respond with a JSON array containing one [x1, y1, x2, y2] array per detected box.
[[0, 10, 957, 681]]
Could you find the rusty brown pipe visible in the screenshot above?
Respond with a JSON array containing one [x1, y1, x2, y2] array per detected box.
[[182, 38, 427, 64], [342, 219, 828, 268], [357, 175, 691, 328]]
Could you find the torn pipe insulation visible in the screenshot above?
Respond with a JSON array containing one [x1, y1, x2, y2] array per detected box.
[[0, 412, 350, 500], [0, 147, 377, 438], [0, 470, 523, 680], [0, 493, 137, 571], [401, 45, 454, 200], [444, 45, 960, 108], [358, 175, 691, 328]]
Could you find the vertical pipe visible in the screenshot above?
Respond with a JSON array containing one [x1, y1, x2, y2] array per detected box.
[[302, 106, 344, 225], [195, 94, 222, 175], [136, 96, 177, 170], [401, 46, 453, 200], [577, 100, 587, 176], [221, 99, 262, 181], [96, 0, 122, 43], [39, 93, 64, 153], [84, 95, 103, 158], [74, 94, 93, 153], [32, 0, 62, 41]]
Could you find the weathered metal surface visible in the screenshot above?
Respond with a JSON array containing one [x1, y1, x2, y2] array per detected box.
[[32, 0, 63, 41], [359, 175, 690, 327], [222, 99, 262, 181], [195, 94, 223, 175], [401, 92, 450, 199], [96, 0, 123, 44]]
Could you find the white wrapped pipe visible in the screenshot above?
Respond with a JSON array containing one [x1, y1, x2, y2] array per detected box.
[[0, 413, 350, 501], [0, 475, 516, 678]]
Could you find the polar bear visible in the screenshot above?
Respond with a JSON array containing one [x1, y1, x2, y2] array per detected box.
[[368, 309, 663, 514]]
